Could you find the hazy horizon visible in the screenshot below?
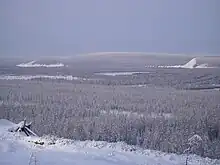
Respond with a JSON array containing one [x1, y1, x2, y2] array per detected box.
[[0, 0, 219, 56]]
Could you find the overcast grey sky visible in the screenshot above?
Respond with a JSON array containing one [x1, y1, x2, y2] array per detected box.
[[0, 0, 219, 56]]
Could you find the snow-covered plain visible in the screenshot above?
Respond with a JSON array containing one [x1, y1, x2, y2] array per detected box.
[[0, 119, 219, 165], [95, 72, 150, 76], [16, 61, 65, 68], [0, 75, 87, 81]]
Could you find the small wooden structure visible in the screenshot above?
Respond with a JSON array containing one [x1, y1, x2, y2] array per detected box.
[[8, 119, 38, 137]]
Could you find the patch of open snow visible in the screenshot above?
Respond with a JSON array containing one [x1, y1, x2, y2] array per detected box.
[[0, 119, 15, 128], [0, 101, 36, 107], [101, 110, 144, 118], [16, 61, 65, 68], [0, 119, 219, 165], [101, 110, 175, 120], [130, 84, 147, 87], [95, 72, 150, 76], [0, 75, 88, 81], [196, 63, 209, 68], [149, 112, 175, 120]]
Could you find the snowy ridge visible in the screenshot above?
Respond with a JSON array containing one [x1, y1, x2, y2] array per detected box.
[[0, 119, 219, 165], [16, 61, 65, 68], [0, 75, 88, 81], [146, 58, 217, 69], [79, 52, 186, 56]]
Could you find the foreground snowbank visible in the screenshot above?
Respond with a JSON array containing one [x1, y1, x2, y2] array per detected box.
[[0, 119, 219, 165]]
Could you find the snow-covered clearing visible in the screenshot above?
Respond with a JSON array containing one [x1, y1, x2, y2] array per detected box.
[[0, 119, 219, 165], [0, 75, 88, 81], [16, 61, 65, 68], [0, 100, 36, 107], [101, 110, 174, 120], [95, 72, 150, 76], [100, 110, 144, 118]]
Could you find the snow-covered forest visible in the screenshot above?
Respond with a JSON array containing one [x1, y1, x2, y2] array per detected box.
[[1, 0, 220, 163], [0, 79, 219, 159]]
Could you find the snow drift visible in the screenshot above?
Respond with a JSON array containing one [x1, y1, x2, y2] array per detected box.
[[16, 61, 65, 68], [0, 119, 219, 165]]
